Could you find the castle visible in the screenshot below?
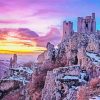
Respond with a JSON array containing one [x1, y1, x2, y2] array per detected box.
[[63, 13, 96, 40], [37, 13, 100, 77], [38, 13, 100, 65], [61, 13, 100, 67], [40, 13, 100, 100]]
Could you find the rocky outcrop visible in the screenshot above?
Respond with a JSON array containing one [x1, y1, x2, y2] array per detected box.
[[86, 34, 100, 53], [41, 71, 56, 100], [10, 54, 17, 68], [41, 65, 90, 100]]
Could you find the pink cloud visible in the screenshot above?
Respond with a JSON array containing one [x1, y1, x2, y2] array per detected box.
[[0, 20, 28, 24], [0, 27, 61, 47], [36, 27, 62, 46]]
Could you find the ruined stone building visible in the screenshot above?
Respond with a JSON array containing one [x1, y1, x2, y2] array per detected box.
[[77, 13, 96, 34]]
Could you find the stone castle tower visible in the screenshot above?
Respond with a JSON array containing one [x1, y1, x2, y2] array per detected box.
[[77, 13, 96, 33], [62, 21, 73, 41]]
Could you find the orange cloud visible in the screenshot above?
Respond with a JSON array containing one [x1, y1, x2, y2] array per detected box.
[[0, 29, 46, 54], [0, 27, 61, 54]]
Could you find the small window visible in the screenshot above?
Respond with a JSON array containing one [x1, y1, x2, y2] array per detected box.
[[86, 23, 88, 29]]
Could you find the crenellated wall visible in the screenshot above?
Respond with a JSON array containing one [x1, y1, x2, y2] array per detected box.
[[77, 13, 96, 34]]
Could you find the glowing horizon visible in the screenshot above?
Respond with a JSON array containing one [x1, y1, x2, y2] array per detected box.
[[0, 31, 46, 54]]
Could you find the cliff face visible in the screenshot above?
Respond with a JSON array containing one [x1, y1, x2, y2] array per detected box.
[[41, 71, 56, 100]]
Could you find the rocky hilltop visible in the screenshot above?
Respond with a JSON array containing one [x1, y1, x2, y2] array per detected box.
[[39, 13, 100, 100], [0, 13, 100, 100]]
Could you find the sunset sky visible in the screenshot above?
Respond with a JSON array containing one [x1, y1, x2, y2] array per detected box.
[[0, 0, 100, 53]]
